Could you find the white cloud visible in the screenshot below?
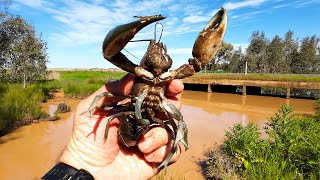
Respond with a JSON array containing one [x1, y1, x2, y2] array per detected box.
[[15, 0, 230, 48], [183, 14, 209, 23], [231, 10, 264, 20], [293, 0, 320, 8], [15, 0, 49, 8], [15, 0, 320, 47], [223, 0, 267, 10], [273, 4, 291, 8]]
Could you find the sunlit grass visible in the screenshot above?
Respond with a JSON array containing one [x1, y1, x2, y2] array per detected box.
[[58, 70, 125, 82], [47, 70, 126, 98]]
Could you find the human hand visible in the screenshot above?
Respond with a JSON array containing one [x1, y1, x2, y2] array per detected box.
[[59, 73, 184, 180]]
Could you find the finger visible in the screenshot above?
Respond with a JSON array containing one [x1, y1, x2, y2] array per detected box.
[[166, 79, 184, 97], [138, 127, 170, 153], [106, 73, 135, 96], [144, 143, 182, 163]]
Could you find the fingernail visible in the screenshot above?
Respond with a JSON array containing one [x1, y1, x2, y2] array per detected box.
[[140, 137, 153, 151]]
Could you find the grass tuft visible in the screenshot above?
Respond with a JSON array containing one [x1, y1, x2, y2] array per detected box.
[[0, 85, 47, 135]]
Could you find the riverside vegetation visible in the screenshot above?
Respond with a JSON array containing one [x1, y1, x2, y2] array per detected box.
[[204, 105, 320, 180], [0, 70, 125, 135]]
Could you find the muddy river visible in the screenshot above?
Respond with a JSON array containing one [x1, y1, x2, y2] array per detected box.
[[0, 91, 315, 180]]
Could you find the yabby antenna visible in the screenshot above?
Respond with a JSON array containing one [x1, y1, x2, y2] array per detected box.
[[154, 22, 164, 43]]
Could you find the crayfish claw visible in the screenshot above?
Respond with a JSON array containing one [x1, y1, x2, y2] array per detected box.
[[134, 14, 164, 20], [102, 15, 166, 74], [191, 7, 227, 72]]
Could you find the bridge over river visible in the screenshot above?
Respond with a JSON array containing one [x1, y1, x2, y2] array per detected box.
[[182, 75, 320, 98]]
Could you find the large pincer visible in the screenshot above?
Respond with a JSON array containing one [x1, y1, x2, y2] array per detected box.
[[169, 8, 227, 79], [102, 15, 166, 75]]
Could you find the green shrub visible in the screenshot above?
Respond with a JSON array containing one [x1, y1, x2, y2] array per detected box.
[[0, 85, 47, 134], [204, 105, 320, 180]]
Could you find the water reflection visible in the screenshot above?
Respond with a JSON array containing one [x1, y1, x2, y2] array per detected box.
[[48, 105, 58, 117]]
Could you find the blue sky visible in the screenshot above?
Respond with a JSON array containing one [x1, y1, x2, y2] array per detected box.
[[9, 0, 320, 69]]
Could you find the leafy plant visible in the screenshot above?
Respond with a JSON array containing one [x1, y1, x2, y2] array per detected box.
[[204, 105, 320, 179]]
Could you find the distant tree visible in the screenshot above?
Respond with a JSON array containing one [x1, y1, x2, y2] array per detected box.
[[246, 31, 269, 73], [0, 16, 48, 88], [0, 0, 11, 64], [292, 35, 320, 74], [244, 53, 257, 73], [283, 31, 298, 73], [210, 42, 233, 71], [229, 47, 245, 73], [301, 35, 320, 73], [266, 35, 286, 73]]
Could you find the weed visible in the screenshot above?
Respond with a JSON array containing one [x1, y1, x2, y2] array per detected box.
[[204, 105, 320, 179]]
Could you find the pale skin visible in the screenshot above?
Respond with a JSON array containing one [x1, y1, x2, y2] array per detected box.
[[59, 73, 184, 180]]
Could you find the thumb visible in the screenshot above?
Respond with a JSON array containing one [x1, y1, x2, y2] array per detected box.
[[77, 73, 135, 115], [106, 73, 135, 96]]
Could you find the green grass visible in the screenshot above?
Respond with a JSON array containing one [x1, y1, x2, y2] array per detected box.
[[204, 105, 320, 180], [0, 85, 47, 135], [44, 70, 126, 98], [58, 70, 125, 82], [192, 73, 320, 82]]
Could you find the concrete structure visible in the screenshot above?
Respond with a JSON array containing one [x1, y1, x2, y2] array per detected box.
[[182, 78, 320, 98]]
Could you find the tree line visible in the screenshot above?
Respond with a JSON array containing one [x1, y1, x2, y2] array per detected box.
[[211, 30, 320, 74], [0, 0, 48, 88]]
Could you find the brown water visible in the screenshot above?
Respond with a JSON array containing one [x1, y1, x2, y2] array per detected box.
[[0, 91, 315, 180]]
